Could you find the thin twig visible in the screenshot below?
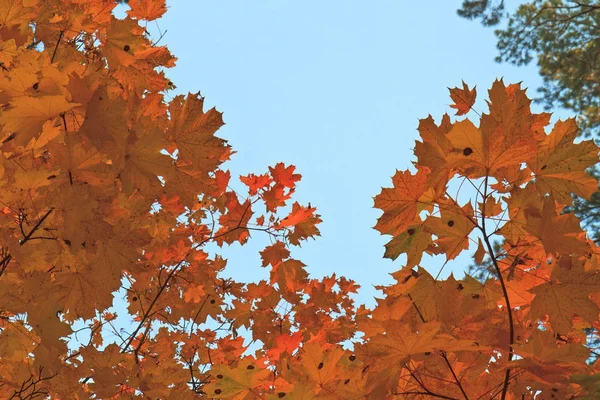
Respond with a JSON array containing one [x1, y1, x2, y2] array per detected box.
[[50, 31, 65, 63], [479, 174, 514, 400], [121, 203, 253, 353], [20, 208, 54, 245], [441, 351, 470, 400]]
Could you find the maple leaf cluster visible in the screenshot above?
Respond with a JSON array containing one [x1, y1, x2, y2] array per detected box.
[[369, 81, 600, 398], [0, 0, 599, 399], [0, 0, 337, 398]]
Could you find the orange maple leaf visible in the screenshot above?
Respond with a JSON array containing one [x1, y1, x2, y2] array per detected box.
[[127, 0, 167, 21], [240, 173, 272, 195], [275, 202, 317, 228], [374, 168, 433, 236], [269, 162, 301, 188], [449, 80, 476, 115]]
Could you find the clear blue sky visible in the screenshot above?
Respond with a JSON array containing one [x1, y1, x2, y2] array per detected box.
[[143, 1, 569, 307]]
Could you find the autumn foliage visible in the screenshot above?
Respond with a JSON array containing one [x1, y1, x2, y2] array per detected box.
[[0, 0, 600, 399]]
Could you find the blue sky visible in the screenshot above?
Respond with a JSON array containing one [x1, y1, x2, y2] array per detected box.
[[145, 1, 570, 307]]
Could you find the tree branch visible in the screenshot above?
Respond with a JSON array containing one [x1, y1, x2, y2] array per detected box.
[[479, 174, 514, 400], [20, 208, 54, 246]]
